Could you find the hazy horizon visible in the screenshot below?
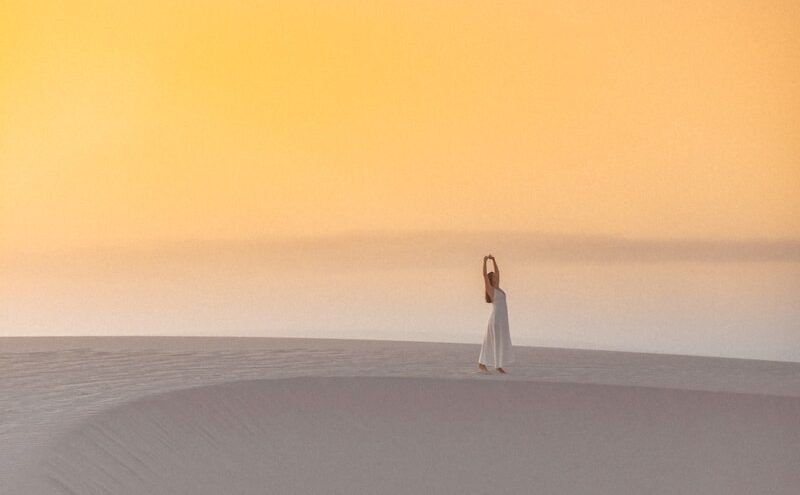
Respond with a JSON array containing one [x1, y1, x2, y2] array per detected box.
[[4, 229, 800, 258], [3, 232, 799, 362]]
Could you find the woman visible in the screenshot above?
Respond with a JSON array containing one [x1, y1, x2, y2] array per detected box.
[[479, 254, 514, 373]]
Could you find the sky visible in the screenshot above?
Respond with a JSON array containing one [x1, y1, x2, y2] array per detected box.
[[1, 1, 799, 360], [2, 0, 799, 253]]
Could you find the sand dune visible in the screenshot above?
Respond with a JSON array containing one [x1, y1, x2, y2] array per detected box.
[[3, 338, 800, 494], [31, 377, 800, 495]]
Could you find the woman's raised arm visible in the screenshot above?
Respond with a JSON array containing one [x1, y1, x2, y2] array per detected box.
[[490, 256, 499, 285], [483, 256, 494, 301]]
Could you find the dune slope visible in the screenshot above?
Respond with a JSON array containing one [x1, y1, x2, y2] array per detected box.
[[34, 376, 800, 495]]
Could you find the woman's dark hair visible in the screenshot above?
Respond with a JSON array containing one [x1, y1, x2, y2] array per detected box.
[[485, 272, 494, 303]]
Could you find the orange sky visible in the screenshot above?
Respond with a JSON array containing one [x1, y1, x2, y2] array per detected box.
[[2, 0, 799, 253]]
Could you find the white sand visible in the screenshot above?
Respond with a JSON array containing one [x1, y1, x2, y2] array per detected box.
[[2, 337, 799, 494]]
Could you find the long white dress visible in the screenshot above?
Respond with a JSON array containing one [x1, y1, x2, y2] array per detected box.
[[479, 287, 514, 368]]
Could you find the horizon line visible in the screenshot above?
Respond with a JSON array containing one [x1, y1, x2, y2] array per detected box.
[[3, 229, 800, 263]]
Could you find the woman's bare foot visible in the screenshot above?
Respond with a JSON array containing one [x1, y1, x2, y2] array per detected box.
[[496, 367, 506, 374], [478, 363, 489, 372]]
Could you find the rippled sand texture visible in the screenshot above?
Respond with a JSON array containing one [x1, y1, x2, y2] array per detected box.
[[2, 337, 800, 494]]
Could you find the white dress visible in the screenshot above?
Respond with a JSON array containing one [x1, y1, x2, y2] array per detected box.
[[479, 287, 514, 368]]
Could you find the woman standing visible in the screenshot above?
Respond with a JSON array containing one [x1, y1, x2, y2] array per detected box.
[[479, 255, 514, 373]]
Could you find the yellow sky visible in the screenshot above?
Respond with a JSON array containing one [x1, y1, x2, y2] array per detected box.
[[2, 0, 799, 253]]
